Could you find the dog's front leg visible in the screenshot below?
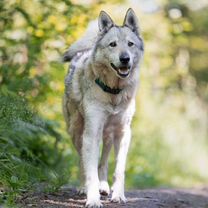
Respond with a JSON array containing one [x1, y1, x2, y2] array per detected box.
[[82, 103, 106, 208], [111, 125, 131, 203]]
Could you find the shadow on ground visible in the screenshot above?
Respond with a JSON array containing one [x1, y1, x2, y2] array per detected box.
[[19, 187, 208, 208]]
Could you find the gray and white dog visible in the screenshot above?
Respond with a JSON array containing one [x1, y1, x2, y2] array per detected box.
[[63, 8, 144, 208]]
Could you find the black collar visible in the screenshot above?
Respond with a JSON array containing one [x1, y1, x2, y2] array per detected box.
[[95, 78, 122, 95]]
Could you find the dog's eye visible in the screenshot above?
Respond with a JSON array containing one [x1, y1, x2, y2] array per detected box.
[[128, 41, 134, 47], [109, 41, 117, 47]]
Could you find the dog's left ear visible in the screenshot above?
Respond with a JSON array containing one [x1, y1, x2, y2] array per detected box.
[[123, 8, 139, 35], [98, 11, 114, 32]]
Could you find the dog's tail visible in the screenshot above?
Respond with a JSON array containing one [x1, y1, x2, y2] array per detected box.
[[63, 20, 99, 62]]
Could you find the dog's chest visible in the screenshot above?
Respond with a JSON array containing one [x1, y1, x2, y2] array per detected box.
[[105, 96, 129, 115], [105, 104, 121, 115], [106, 90, 131, 113]]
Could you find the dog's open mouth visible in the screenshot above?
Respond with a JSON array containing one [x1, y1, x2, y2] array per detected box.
[[110, 63, 130, 78]]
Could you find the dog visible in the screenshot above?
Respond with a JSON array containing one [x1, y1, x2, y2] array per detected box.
[[63, 8, 144, 208]]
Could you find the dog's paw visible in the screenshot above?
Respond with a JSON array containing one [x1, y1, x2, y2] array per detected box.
[[99, 181, 110, 196], [111, 184, 126, 203], [111, 193, 126, 203], [111, 179, 126, 203], [77, 187, 86, 196], [85, 199, 103, 208]]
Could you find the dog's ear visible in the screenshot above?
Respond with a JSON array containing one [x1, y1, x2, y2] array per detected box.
[[123, 8, 139, 35], [98, 11, 114, 32]]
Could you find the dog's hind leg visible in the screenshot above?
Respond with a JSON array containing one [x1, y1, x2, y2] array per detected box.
[[98, 136, 113, 196], [69, 112, 86, 195], [78, 156, 86, 195]]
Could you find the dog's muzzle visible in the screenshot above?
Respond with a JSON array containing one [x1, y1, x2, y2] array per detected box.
[[110, 63, 131, 78]]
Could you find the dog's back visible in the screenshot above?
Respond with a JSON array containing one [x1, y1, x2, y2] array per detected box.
[[63, 20, 99, 62]]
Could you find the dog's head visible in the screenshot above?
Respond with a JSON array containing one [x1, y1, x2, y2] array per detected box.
[[93, 8, 144, 79]]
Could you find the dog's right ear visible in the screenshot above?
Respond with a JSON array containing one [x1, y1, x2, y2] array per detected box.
[[98, 11, 114, 32]]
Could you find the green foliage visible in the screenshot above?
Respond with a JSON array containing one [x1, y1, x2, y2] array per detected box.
[[0, 90, 69, 205]]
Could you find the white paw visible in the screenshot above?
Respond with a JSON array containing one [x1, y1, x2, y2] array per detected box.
[[111, 182, 126, 203], [86, 183, 102, 207], [85, 199, 103, 208], [111, 192, 126, 203], [77, 187, 86, 195], [99, 181, 110, 196]]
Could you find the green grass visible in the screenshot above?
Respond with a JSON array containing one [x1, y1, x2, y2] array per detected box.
[[0, 90, 71, 206]]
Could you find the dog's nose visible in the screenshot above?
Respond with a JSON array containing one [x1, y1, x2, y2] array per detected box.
[[119, 52, 130, 64]]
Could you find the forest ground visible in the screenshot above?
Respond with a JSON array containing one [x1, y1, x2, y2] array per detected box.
[[18, 186, 208, 208]]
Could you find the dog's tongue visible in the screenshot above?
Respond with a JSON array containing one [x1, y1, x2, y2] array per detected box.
[[118, 68, 129, 75], [119, 67, 129, 72]]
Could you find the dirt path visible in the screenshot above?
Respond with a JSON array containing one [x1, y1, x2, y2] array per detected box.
[[19, 186, 208, 208]]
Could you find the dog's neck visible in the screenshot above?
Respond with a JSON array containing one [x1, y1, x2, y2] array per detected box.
[[95, 78, 123, 95]]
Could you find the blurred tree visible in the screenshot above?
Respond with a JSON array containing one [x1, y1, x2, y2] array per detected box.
[[0, 0, 90, 102], [164, 1, 208, 103]]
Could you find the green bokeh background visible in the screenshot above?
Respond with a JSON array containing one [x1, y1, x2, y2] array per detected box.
[[0, 0, 208, 205]]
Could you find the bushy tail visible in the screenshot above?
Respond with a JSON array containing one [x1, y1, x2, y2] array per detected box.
[[63, 20, 99, 62]]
